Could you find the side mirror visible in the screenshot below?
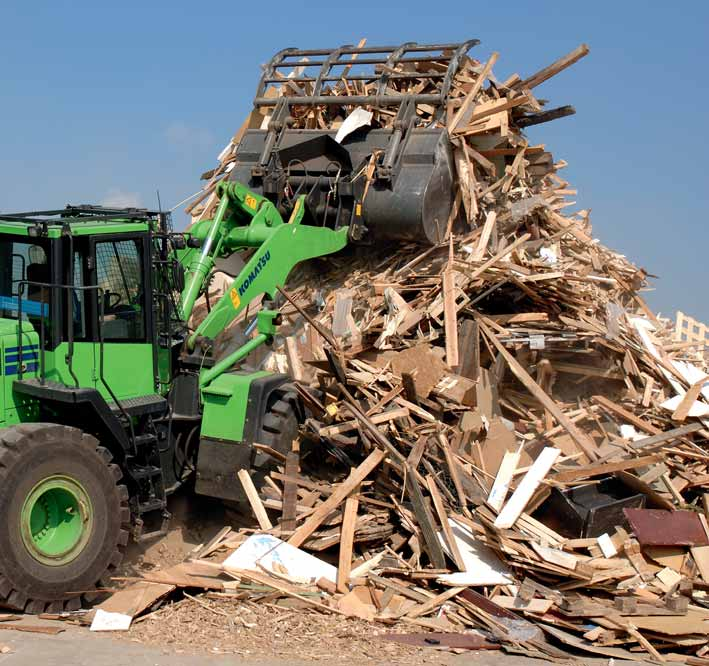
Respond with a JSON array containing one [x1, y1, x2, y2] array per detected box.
[[170, 234, 186, 250], [187, 236, 202, 249], [172, 262, 186, 292]]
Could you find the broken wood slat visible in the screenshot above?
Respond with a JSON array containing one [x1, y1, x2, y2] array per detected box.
[[403, 586, 466, 619], [460, 233, 532, 282], [336, 492, 360, 593], [487, 449, 520, 511], [0, 624, 64, 635], [288, 448, 386, 548], [425, 475, 466, 570], [516, 44, 590, 90], [495, 447, 561, 529], [281, 442, 300, 532], [456, 318, 480, 381], [552, 454, 661, 483], [238, 469, 273, 530], [442, 269, 459, 367], [448, 52, 499, 132], [405, 465, 447, 569], [318, 407, 409, 437]]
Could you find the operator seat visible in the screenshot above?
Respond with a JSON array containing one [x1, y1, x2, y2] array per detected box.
[[26, 263, 50, 303]]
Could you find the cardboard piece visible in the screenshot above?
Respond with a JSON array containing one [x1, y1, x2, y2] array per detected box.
[[224, 533, 338, 584]]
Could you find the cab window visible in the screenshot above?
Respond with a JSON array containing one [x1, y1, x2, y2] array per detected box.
[[95, 239, 146, 341], [0, 235, 50, 323]]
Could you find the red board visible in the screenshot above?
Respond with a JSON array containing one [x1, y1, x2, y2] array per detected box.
[[623, 508, 709, 546]]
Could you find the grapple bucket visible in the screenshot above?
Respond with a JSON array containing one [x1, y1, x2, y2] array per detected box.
[[229, 41, 479, 245]]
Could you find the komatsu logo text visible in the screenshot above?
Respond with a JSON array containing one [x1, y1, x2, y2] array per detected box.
[[238, 251, 271, 297]]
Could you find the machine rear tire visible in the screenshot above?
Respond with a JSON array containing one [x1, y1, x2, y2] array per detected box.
[[0, 424, 130, 613]]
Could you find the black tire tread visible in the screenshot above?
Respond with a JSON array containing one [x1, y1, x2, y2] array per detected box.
[[0, 423, 130, 614]]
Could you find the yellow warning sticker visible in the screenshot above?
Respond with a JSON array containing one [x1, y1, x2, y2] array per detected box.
[[244, 194, 258, 210], [288, 198, 301, 223], [229, 288, 240, 309], [355, 203, 362, 216]]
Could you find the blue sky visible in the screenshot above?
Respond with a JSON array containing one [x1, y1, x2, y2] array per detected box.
[[1, 1, 707, 320]]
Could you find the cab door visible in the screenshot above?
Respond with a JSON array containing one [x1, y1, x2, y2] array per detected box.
[[89, 235, 156, 401]]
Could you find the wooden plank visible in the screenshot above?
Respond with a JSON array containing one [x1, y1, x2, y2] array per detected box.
[[288, 448, 386, 548], [461, 233, 532, 282], [405, 464, 447, 569], [0, 624, 64, 635], [517, 44, 590, 90], [425, 475, 465, 570], [439, 434, 467, 510], [624, 509, 709, 546], [281, 441, 300, 532], [552, 454, 661, 483], [337, 492, 360, 593], [443, 269, 459, 367], [471, 212, 496, 261], [318, 407, 409, 437], [480, 320, 598, 460], [494, 447, 561, 529], [407, 435, 428, 469], [593, 395, 660, 435], [97, 581, 174, 619], [628, 423, 703, 452], [237, 469, 273, 530], [672, 377, 708, 422], [448, 52, 499, 132], [404, 586, 466, 619], [284, 336, 305, 381], [691, 545, 709, 583], [456, 318, 480, 381], [487, 449, 521, 511]]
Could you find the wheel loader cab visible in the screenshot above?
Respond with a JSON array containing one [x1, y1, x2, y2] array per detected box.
[[0, 213, 159, 422]]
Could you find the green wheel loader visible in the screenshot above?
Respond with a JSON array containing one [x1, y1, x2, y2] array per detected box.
[[0, 40, 473, 612]]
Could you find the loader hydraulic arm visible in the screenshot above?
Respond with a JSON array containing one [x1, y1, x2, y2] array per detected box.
[[178, 181, 348, 384]]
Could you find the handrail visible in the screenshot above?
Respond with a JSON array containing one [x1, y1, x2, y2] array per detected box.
[[16, 279, 137, 451]]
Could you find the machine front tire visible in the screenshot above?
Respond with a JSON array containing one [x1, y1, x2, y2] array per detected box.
[[253, 392, 300, 475], [0, 424, 130, 613]]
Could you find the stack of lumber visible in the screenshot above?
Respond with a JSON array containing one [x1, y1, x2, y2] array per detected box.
[[166, 42, 709, 662]]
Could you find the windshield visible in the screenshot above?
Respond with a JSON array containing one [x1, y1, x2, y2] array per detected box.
[[0, 234, 51, 320]]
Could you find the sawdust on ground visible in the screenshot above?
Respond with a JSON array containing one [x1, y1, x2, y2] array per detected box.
[[124, 595, 447, 663]]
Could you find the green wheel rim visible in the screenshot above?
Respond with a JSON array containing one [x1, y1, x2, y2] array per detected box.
[[20, 475, 94, 566]]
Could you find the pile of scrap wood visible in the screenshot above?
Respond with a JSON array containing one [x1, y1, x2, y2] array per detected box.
[[126, 41, 709, 661]]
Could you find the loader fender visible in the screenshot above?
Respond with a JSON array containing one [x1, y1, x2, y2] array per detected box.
[[196, 371, 295, 502]]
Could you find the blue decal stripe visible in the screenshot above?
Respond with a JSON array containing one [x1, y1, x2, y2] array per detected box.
[[4, 353, 39, 364], [5, 362, 39, 376], [5, 345, 39, 354]]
